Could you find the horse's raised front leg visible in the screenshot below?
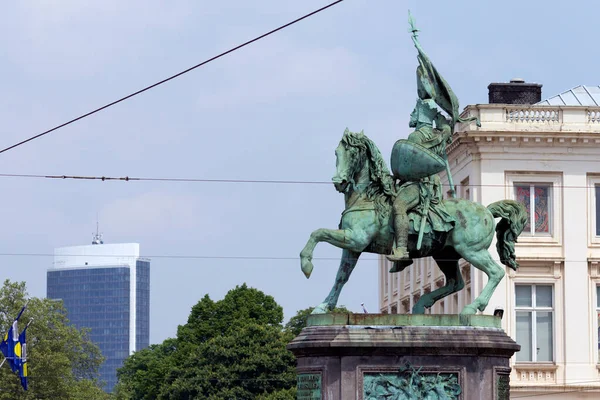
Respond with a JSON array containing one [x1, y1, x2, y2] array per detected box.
[[300, 228, 368, 278], [312, 249, 361, 314]]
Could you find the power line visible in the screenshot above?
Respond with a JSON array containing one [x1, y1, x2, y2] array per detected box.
[[0, 173, 329, 185], [0, 252, 372, 261], [1, 172, 600, 190], [0, 252, 595, 264], [0, 0, 345, 155]]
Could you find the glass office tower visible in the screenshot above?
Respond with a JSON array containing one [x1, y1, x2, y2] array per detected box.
[[47, 240, 150, 392]]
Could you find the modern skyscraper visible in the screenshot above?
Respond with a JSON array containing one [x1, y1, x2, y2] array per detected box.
[[47, 235, 150, 392]]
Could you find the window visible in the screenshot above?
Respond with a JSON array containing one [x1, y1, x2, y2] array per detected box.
[[401, 298, 410, 314], [587, 175, 600, 244], [596, 186, 600, 237], [515, 284, 554, 362], [383, 265, 389, 297], [452, 292, 458, 313], [461, 177, 470, 200], [515, 184, 552, 235], [413, 292, 420, 305], [597, 286, 600, 360]]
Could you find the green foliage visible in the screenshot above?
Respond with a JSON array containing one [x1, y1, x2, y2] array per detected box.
[[284, 306, 350, 337], [159, 323, 295, 399], [115, 284, 296, 400], [256, 387, 296, 400], [177, 284, 284, 345], [113, 339, 177, 400], [0, 280, 109, 400]]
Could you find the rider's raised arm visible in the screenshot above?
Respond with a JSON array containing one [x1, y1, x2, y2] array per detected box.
[[435, 113, 453, 144]]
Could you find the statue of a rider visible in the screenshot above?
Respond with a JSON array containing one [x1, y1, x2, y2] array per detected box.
[[387, 13, 480, 267], [386, 99, 454, 264]]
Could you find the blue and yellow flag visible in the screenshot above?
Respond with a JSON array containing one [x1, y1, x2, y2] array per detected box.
[[17, 324, 28, 391], [0, 330, 13, 370], [1, 304, 26, 373]]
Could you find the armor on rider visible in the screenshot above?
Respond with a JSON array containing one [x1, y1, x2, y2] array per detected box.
[[385, 13, 480, 267], [386, 98, 455, 265]]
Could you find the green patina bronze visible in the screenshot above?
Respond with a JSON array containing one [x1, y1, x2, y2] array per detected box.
[[297, 373, 322, 400], [364, 363, 461, 400], [300, 12, 528, 316], [305, 313, 502, 329]]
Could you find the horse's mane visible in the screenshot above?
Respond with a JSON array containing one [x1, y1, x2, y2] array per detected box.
[[341, 129, 396, 219]]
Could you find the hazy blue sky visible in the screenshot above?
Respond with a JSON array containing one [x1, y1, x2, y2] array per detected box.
[[0, 0, 598, 344]]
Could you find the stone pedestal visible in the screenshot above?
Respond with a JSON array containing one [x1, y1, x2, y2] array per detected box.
[[287, 314, 519, 400]]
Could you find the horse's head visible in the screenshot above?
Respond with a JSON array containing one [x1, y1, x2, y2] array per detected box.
[[332, 129, 368, 193]]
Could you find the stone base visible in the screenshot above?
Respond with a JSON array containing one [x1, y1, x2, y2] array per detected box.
[[287, 314, 520, 400]]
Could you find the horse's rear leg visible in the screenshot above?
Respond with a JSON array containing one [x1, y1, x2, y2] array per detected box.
[[313, 249, 361, 314], [459, 249, 505, 315], [413, 251, 464, 314]]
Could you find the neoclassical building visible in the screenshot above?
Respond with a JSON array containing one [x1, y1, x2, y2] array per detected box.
[[378, 81, 600, 398]]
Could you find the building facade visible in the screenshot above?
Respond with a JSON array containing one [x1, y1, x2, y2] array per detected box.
[[47, 241, 150, 392], [379, 83, 600, 398]]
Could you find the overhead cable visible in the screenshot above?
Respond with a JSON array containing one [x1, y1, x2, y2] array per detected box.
[[0, 173, 598, 190], [0, 0, 345, 155]]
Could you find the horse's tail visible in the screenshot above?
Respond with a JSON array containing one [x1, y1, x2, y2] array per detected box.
[[487, 200, 528, 271]]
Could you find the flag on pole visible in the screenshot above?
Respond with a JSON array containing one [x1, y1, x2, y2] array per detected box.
[[408, 10, 481, 129], [17, 322, 29, 390], [0, 304, 26, 372], [0, 331, 11, 369]]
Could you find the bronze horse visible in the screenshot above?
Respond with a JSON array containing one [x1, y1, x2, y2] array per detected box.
[[300, 129, 527, 315]]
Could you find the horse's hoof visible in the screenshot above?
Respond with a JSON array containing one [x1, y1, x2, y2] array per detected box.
[[412, 305, 425, 314], [301, 258, 314, 279], [460, 304, 478, 315], [311, 304, 328, 314]]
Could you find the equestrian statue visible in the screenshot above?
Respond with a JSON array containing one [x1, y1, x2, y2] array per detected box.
[[300, 13, 528, 315]]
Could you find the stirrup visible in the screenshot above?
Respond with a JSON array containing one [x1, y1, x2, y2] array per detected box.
[[386, 248, 410, 262]]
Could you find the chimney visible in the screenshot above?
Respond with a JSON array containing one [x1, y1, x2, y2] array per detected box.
[[488, 79, 542, 104]]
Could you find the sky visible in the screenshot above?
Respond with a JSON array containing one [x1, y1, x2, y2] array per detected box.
[[1, 0, 600, 344]]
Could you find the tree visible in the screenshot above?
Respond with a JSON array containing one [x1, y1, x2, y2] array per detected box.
[[115, 286, 354, 400], [113, 339, 177, 400], [115, 284, 296, 400], [284, 306, 351, 337], [0, 280, 110, 400], [159, 323, 295, 399], [256, 387, 296, 400]]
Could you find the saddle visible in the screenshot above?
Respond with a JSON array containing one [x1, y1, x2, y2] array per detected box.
[[388, 229, 449, 273], [362, 206, 448, 259]]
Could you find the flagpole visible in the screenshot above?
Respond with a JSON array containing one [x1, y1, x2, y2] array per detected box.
[[0, 357, 6, 369]]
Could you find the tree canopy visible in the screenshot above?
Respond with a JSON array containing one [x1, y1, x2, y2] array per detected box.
[[284, 306, 350, 337], [116, 285, 354, 400], [0, 279, 110, 400], [116, 284, 297, 400]]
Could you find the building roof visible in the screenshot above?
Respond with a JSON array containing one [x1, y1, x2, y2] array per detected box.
[[536, 85, 600, 106]]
